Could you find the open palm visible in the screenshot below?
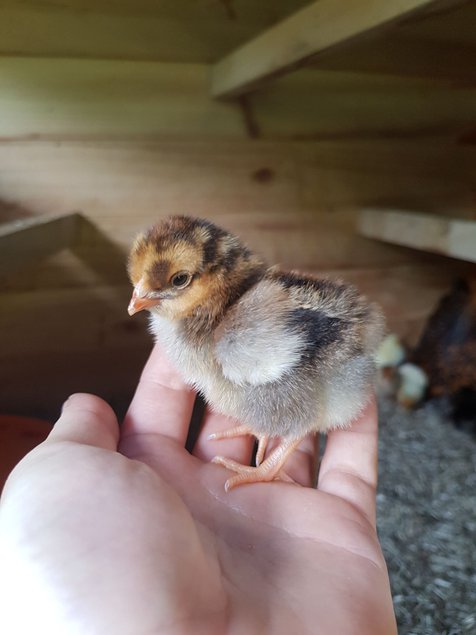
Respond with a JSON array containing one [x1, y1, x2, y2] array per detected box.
[[0, 346, 396, 635]]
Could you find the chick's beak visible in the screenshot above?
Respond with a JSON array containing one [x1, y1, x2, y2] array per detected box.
[[127, 291, 159, 316]]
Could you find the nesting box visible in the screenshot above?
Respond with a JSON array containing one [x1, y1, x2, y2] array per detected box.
[[1, 0, 475, 421]]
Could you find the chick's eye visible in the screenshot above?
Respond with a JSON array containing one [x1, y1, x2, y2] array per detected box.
[[171, 272, 192, 288]]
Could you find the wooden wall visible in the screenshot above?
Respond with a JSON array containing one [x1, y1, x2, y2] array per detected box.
[[1, 56, 474, 419]]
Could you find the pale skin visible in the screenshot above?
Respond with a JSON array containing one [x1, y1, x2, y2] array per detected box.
[[0, 345, 397, 635]]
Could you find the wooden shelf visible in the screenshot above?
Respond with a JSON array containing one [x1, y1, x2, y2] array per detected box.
[[359, 209, 476, 263]]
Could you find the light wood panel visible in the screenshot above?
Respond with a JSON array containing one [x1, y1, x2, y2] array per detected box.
[[359, 209, 476, 262], [2, 59, 476, 143], [1, 138, 474, 294], [249, 69, 476, 141], [1, 260, 468, 419], [0, 0, 309, 62], [211, 0, 446, 97], [0, 266, 459, 358], [0, 59, 244, 139]]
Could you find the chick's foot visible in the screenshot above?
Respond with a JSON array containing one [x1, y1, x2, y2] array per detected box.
[[212, 437, 302, 492], [209, 426, 270, 467]]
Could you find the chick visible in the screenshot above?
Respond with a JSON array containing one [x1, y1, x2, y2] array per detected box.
[[128, 216, 384, 491], [396, 363, 428, 409]]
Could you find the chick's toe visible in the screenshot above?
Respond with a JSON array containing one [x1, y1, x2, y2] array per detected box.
[[212, 437, 303, 491]]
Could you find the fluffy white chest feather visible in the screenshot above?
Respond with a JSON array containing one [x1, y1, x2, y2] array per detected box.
[[149, 314, 215, 385]]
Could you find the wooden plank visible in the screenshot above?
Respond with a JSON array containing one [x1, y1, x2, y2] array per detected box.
[[249, 69, 476, 141], [0, 58, 244, 139], [2, 58, 476, 142], [0, 0, 310, 63], [359, 209, 476, 263], [0, 213, 81, 275], [0, 260, 466, 418], [211, 0, 448, 98], [2, 138, 474, 291]]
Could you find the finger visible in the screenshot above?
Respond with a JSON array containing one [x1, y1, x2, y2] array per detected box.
[[318, 397, 378, 525], [193, 408, 254, 466], [47, 393, 119, 451], [122, 344, 196, 446]]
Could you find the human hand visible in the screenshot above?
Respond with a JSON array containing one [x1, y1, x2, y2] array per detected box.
[[0, 345, 397, 635]]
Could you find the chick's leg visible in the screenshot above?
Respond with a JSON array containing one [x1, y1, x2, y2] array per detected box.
[[255, 435, 269, 466], [213, 437, 303, 492]]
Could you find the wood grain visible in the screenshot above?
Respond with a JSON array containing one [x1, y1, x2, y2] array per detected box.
[[1, 138, 473, 296], [0, 59, 244, 139], [0, 261, 467, 418], [2, 58, 476, 142], [0, 0, 309, 63]]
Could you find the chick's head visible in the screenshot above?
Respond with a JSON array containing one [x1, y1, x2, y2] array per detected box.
[[127, 216, 264, 321]]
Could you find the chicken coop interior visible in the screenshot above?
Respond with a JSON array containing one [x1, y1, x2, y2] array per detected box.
[[2, 0, 475, 421], [1, 1, 476, 632]]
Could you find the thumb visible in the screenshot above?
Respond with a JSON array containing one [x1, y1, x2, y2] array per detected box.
[[46, 393, 119, 451]]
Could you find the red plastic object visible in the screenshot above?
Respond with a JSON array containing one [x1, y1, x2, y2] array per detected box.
[[0, 415, 52, 491]]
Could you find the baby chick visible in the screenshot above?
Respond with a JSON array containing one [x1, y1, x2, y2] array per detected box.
[[128, 216, 384, 491]]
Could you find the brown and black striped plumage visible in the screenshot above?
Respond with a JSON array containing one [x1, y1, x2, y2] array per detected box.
[[128, 216, 384, 490]]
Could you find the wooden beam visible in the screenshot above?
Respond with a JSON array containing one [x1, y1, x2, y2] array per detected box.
[[211, 0, 451, 98], [0, 213, 81, 275], [358, 209, 476, 263]]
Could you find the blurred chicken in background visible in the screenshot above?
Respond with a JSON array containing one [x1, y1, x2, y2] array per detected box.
[[412, 278, 476, 428], [377, 277, 476, 430], [376, 334, 428, 409]]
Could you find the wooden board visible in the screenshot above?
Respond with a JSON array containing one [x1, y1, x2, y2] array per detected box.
[[1, 59, 476, 142], [211, 0, 447, 97], [0, 261, 467, 419], [1, 138, 474, 294], [359, 209, 476, 262], [0, 0, 309, 62], [249, 69, 476, 141], [0, 59, 244, 139]]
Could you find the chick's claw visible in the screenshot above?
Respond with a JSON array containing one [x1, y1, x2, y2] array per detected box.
[[207, 424, 253, 441]]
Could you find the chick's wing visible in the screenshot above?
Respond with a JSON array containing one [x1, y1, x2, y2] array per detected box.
[[213, 278, 307, 386]]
